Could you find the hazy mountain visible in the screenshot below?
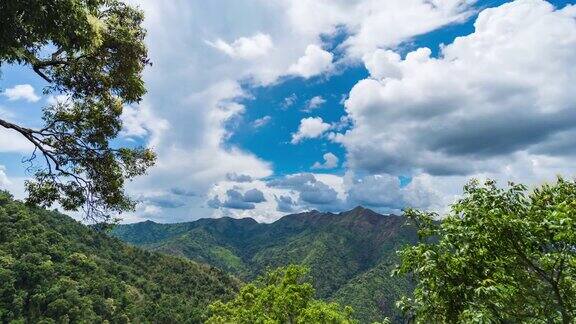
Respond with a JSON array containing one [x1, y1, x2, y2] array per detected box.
[[112, 206, 418, 322]]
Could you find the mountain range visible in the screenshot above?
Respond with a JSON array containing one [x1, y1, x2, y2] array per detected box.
[[112, 207, 419, 322]]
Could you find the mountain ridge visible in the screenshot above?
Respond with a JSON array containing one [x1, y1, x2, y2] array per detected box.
[[112, 207, 417, 322]]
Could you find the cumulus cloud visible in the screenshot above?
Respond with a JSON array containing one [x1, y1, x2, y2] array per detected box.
[[243, 188, 266, 203], [226, 172, 253, 183], [288, 45, 333, 78], [95, 0, 530, 222], [345, 173, 440, 213], [209, 188, 267, 210], [222, 189, 256, 210], [312, 152, 339, 169], [207, 195, 222, 209], [121, 103, 168, 147], [123, 80, 273, 222], [279, 0, 472, 58], [3, 84, 40, 102], [268, 173, 341, 206], [299, 181, 339, 205], [275, 195, 298, 213], [291, 117, 331, 144], [206, 33, 274, 59], [304, 96, 326, 112], [338, 0, 576, 178]]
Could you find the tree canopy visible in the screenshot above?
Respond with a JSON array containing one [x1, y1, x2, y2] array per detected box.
[[0, 190, 239, 323], [0, 0, 154, 222], [206, 265, 365, 324], [395, 178, 576, 323]]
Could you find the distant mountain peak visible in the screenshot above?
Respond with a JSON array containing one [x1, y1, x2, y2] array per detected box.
[[112, 204, 417, 323], [345, 205, 381, 217]]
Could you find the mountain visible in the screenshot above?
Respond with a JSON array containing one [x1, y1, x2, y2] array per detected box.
[[0, 191, 238, 323], [112, 206, 419, 322]]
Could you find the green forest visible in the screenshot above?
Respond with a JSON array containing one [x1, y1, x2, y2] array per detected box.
[[3, 178, 576, 323], [0, 191, 239, 323], [112, 207, 417, 322]]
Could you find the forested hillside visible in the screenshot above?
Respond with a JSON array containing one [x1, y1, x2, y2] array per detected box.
[[112, 207, 418, 322], [0, 191, 239, 323]]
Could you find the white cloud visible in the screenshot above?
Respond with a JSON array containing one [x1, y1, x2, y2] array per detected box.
[[3, 84, 40, 102], [275, 195, 298, 213], [226, 172, 253, 183], [0, 166, 27, 200], [121, 104, 169, 147], [0, 128, 34, 153], [279, 0, 473, 58], [101, 0, 519, 222], [206, 33, 274, 59], [123, 80, 273, 222], [46, 94, 70, 105], [267, 173, 342, 208], [288, 45, 333, 78], [243, 188, 266, 203], [291, 116, 331, 144], [338, 0, 576, 179], [282, 93, 297, 109], [312, 152, 339, 169], [0, 165, 10, 188], [207, 178, 300, 222], [304, 95, 326, 112], [253, 115, 271, 128], [345, 172, 441, 213]]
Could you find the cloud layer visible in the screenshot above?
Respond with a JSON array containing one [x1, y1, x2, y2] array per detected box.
[[4, 0, 572, 223], [338, 0, 576, 178]]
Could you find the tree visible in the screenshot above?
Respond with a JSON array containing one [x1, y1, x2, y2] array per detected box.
[[206, 265, 363, 324], [0, 190, 239, 323], [395, 178, 576, 323], [0, 0, 154, 222]]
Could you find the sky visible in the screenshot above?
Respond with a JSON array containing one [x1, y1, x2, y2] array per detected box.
[[2, 0, 576, 223]]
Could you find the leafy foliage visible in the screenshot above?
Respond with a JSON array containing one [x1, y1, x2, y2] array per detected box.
[[395, 178, 576, 323], [113, 207, 418, 322], [0, 191, 238, 323], [0, 0, 155, 221], [206, 265, 359, 324], [332, 262, 413, 323]]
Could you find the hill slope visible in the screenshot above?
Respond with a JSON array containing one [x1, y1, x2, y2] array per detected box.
[[112, 207, 418, 322], [0, 191, 238, 323]]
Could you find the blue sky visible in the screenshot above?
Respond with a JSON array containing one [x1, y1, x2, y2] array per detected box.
[[2, 0, 576, 223]]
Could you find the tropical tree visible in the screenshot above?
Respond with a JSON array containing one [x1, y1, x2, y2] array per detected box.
[[206, 265, 362, 324], [395, 178, 576, 323], [0, 0, 154, 222]]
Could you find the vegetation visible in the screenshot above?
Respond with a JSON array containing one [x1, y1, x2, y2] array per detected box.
[[0, 191, 239, 323], [112, 207, 418, 322], [395, 178, 576, 323], [4, 176, 575, 323], [206, 265, 360, 324], [332, 262, 413, 323], [0, 0, 155, 221]]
